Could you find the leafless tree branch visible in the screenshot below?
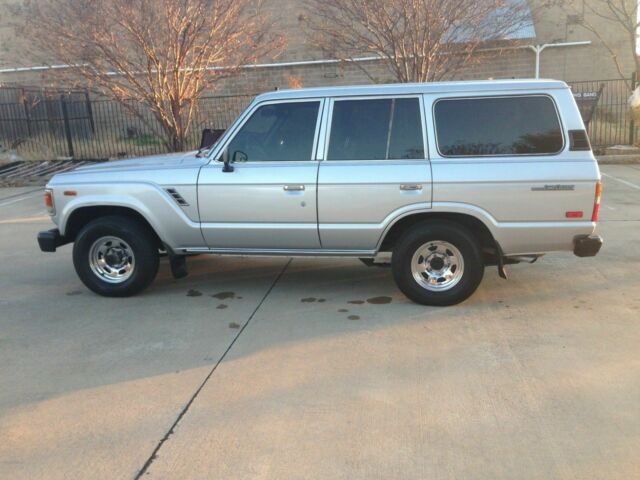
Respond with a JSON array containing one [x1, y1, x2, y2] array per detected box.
[[16, 0, 284, 151], [302, 0, 533, 83]]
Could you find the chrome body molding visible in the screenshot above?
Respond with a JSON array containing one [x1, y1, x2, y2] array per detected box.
[[181, 247, 378, 257]]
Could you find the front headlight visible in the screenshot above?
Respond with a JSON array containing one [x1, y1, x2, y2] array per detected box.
[[44, 188, 55, 216]]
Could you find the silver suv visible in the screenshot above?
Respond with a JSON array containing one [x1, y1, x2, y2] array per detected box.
[[38, 80, 603, 305]]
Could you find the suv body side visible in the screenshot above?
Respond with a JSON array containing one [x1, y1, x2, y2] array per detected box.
[[45, 80, 600, 258]]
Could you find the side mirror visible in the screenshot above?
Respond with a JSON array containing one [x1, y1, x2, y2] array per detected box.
[[222, 152, 234, 172], [221, 150, 247, 173]]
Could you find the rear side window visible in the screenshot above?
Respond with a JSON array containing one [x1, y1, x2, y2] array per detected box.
[[327, 98, 424, 160], [434, 96, 564, 157]]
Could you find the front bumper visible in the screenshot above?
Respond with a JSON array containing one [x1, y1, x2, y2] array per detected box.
[[37, 229, 70, 253], [573, 235, 603, 258]]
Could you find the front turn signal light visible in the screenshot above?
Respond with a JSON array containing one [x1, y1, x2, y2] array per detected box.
[[44, 189, 55, 216]]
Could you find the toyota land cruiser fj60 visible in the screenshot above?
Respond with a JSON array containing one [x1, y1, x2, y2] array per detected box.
[[38, 80, 603, 306]]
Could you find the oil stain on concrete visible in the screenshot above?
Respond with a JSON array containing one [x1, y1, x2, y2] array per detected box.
[[212, 291, 235, 300], [366, 296, 392, 305]]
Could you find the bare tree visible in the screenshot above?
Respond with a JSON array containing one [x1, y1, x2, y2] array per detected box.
[[303, 0, 533, 83], [18, 0, 283, 151], [555, 0, 638, 86]]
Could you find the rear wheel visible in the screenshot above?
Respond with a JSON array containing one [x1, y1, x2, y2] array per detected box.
[[73, 216, 159, 297], [392, 221, 484, 306]]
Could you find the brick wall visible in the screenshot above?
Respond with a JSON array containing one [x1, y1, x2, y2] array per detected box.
[[0, 0, 634, 91]]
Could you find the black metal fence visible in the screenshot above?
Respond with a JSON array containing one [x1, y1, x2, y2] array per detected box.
[[0, 78, 636, 161], [0, 87, 255, 160], [567, 77, 635, 148]]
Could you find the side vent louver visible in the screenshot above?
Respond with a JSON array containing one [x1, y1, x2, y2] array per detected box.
[[569, 129, 591, 151], [165, 188, 189, 207]]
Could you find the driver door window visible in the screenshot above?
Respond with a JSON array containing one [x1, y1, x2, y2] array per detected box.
[[225, 101, 320, 162]]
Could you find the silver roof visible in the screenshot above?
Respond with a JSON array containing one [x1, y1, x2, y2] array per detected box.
[[255, 79, 568, 102]]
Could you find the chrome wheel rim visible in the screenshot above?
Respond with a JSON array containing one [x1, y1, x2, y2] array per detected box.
[[411, 241, 464, 291], [89, 236, 135, 284]]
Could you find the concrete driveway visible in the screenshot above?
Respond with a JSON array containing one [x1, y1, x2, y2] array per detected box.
[[0, 166, 639, 479]]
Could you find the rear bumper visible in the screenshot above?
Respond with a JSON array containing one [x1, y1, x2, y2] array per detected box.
[[37, 229, 70, 253], [573, 235, 603, 257]]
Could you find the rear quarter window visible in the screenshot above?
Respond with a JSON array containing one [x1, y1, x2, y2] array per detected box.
[[433, 95, 564, 157]]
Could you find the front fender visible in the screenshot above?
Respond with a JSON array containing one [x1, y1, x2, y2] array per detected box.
[[56, 183, 205, 249]]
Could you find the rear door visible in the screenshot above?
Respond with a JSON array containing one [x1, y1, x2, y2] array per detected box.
[[317, 96, 431, 250]]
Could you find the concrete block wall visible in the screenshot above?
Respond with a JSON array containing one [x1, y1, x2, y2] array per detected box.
[[211, 49, 541, 97]]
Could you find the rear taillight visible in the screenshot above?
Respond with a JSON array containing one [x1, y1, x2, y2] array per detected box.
[[569, 130, 591, 151], [44, 189, 55, 215], [591, 181, 602, 222]]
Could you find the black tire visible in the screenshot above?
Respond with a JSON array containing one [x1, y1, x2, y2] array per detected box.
[[391, 221, 484, 306], [73, 215, 159, 297]]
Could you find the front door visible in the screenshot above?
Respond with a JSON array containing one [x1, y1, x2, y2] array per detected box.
[[198, 99, 323, 250], [317, 96, 432, 250]]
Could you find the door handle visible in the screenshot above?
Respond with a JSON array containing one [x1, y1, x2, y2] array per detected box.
[[283, 185, 305, 192], [400, 184, 423, 191]]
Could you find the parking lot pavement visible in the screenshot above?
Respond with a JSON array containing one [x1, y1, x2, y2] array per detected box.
[[0, 165, 639, 480]]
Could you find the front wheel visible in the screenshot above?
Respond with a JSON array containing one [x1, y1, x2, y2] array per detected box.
[[73, 216, 159, 297], [392, 221, 484, 306]]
